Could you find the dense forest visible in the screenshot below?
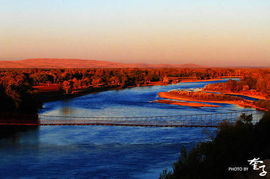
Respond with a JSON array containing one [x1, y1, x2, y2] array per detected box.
[[0, 68, 243, 114], [160, 112, 270, 179], [204, 73, 270, 98], [0, 67, 269, 113], [0, 72, 41, 113]]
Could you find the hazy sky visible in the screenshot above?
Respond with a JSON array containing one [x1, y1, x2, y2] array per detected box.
[[1, 0, 270, 66]]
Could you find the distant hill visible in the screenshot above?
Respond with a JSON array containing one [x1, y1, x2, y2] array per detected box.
[[0, 58, 204, 68]]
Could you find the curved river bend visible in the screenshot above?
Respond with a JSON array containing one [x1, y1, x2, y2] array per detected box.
[[0, 79, 257, 179]]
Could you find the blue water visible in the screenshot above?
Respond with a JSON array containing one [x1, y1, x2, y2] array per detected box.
[[225, 94, 259, 101], [0, 79, 256, 179]]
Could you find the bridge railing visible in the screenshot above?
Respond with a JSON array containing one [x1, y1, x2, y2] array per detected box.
[[37, 110, 263, 127], [0, 110, 263, 126]]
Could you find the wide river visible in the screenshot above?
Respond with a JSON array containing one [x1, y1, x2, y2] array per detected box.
[[0, 79, 257, 179]]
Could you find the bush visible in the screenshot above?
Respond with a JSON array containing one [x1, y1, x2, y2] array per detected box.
[[161, 112, 270, 179]]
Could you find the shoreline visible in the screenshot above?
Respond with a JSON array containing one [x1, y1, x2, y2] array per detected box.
[[158, 92, 268, 111], [34, 86, 122, 103], [36, 78, 225, 103], [153, 99, 220, 108], [35, 83, 171, 103], [202, 90, 267, 100], [180, 78, 225, 83]]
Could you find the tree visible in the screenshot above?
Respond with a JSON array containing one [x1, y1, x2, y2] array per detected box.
[[160, 112, 270, 179], [62, 80, 73, 94]]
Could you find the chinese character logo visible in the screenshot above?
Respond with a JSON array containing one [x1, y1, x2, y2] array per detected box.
[[248, 158, 267, 176]]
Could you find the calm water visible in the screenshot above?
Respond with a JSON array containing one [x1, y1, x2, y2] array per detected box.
[[0, 79, 255, 179]]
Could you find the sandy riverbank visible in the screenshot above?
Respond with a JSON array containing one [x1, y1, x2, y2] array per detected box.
[[153, 99, 220, 107], [158, 91, 268, 111], [202, 90, 267, 100], [180, 78, 224, 83], [223, 92, 267, 100]]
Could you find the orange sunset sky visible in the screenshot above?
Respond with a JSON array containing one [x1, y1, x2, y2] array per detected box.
[[1, 0, 270, 66]]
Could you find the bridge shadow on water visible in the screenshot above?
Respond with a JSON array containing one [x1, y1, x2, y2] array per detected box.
[[0, 110, 262, 146], [0, 113, 39, 144], [0, 110, 262, 128], [36, 110, 262, 128]]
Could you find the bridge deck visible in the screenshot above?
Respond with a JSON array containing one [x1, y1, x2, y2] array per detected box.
[[0, 110, 262, 127], [0, 121, 220, 127]]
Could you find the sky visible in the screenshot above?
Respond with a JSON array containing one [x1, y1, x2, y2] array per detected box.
[[1, 0, 270, 66]]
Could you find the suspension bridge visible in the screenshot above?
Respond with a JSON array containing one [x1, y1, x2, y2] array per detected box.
[[0, 110, 263, 127]]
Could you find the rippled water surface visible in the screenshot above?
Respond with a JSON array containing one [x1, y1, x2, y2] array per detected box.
[[0, 79, 254, 179]]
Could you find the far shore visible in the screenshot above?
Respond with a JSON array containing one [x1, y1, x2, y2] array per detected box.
[[180, 78, 225, 83], [158, 92, 268, 111], [202, 90, 267, 100], [153, 99, 220, 108], [35, 78, 228, 103]]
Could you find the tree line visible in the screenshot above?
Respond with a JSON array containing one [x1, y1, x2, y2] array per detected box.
[[203, 70, 270, 110], [204, 72, 270, 97], [0, 67, 264, 113]]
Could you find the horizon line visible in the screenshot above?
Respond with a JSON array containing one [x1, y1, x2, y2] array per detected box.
[[0, 57, 269, 68]]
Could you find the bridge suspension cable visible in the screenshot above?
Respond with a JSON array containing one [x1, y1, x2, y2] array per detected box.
[[0, 110, 263, 127]]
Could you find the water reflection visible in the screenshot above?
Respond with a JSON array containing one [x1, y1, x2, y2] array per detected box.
[[0, 126, 39, 145], [60, 99, 75, 116], [0, 113, 40, 145], [0, 125, 215, 179]]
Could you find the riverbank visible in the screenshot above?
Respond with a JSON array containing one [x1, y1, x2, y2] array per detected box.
[[224, 92, 267, 100], [35, 78, 227, 103], [35, 84, 170, 103], [158, 91, 268, 111], [180, 78, 225, 83], [34, 86, 121, 103], [202, 90, 268, 100], [153, 99, 220, 107]]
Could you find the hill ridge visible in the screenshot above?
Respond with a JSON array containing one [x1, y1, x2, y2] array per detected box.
[[0, 58, 204, 68]]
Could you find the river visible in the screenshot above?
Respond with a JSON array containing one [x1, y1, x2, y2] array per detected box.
[[0, 79, 256, 179]]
